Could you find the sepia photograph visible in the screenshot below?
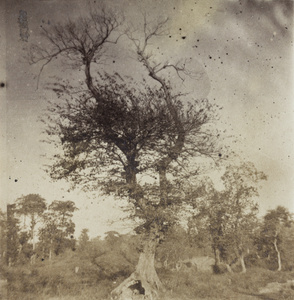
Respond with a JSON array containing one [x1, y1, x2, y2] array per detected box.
[[0, 0, 293, 299]]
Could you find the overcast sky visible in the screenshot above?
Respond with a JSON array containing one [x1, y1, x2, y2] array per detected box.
[[1, 0, 293, 238]]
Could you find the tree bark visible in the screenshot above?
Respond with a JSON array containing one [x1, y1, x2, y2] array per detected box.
[[111, 233, 162, 300]]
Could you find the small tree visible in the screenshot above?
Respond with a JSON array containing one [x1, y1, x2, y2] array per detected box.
[[15, 194, 47, 263], [192, 162, 266, 273], [192, 182, 235, 273], [78, 228, 90, 252], [156, 224, 196, 270], [6, 204, 20, 266], [220, 162, 266, 273], [260, 206, 292, 271], [39, 200, 77, 260]]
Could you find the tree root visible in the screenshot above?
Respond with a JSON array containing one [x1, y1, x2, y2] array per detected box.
[[111, 271, 161, 300]]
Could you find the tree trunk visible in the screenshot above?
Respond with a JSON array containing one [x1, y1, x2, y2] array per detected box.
[[225, 264, 233, 273], [214, 248, 232, 273], [30, 254, 36, 265], [49, 239, 53, 261], [214, 248, 221, 266], [273, 237, 282, 271], [111, 234, 162, 300], [163, 259, 168, 269], [30, 215, 36, 265], [239, 252, 246, 273], [30, 232, 36, 265], [31, 214, 36, 251]]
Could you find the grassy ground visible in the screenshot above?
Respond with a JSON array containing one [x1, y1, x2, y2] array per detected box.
[[2, 264, 294, 300], [157, 267, 294, 300]]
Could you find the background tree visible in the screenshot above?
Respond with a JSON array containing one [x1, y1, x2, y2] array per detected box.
[[15, 194, 46, 263], [31, 9, 221, 299], [156, 224, 201, 271], [38, 200, 77, 260], [17, 231, 32, 264], [191, 162, 266, 273], [86, 231, 140, 281], [258, 206, 292, 271], [0, 209, 7, 264], [192, 182, 234, 273], [6, 204, 20, 267], [219, 162, 266, 273], [187, 213, 212, 257], [281, 225, 294, 271], [78, 228, 90, 252]]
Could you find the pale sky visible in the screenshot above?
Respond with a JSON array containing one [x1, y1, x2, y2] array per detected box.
[[1, 0, 293, 238]]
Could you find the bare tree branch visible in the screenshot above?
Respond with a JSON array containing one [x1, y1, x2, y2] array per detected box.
[[30, 8, 123, 91]]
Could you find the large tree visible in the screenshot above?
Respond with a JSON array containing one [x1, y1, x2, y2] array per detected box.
[[31, 8, 220, 299]]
